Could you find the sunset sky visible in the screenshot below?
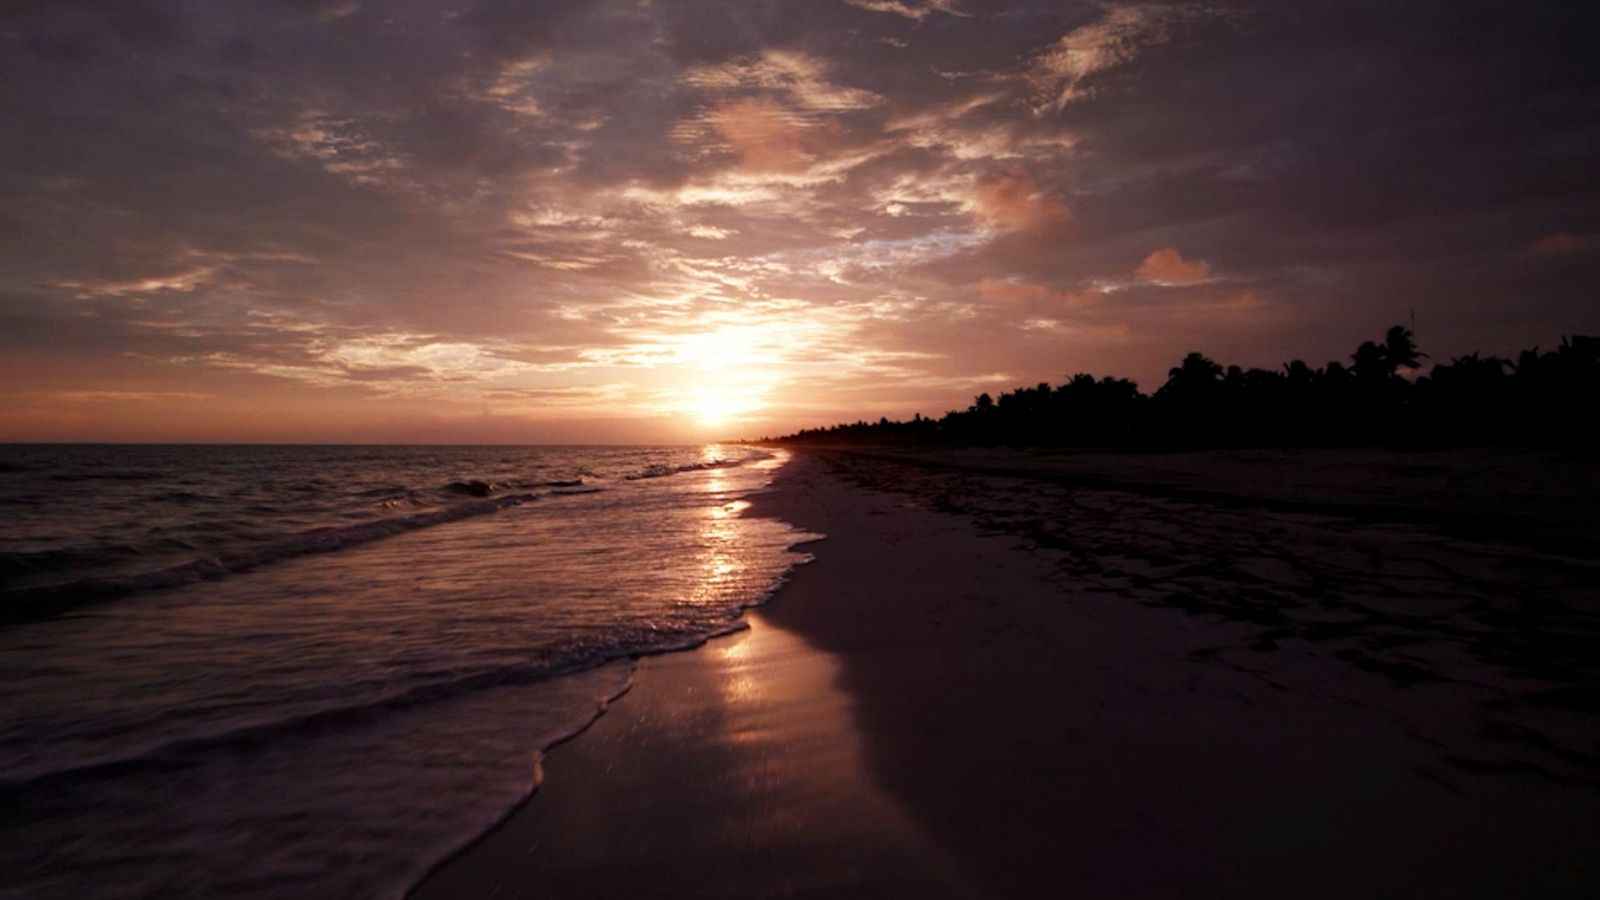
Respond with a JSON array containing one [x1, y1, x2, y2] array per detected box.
[[3, 0, 1597, 443]]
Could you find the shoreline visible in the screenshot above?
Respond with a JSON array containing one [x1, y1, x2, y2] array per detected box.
[[415, 446, 1600, 898], [411, 605, 980, 900], [410, 451, 981, 899]]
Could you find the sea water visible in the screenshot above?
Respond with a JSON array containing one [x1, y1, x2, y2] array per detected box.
[[0, 444, 811, 898]]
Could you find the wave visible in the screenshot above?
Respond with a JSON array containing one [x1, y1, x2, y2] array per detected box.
[[0, 530, 820, 819], [440, 480, 493, 497], [0, 555, 818, 900], [0, 444, 809, 899], [46, 470, 162, 482], [355, 484, 414, 498], [0, 452, 763, 621], [391, 666, 636, 900], [0, 492, 541, 625], [0, 615, 759, 793], [623, 451, 771, 481], [147, 490, 216, 504], [401, 544, 816, 898], [1, 542, 154, 582], [0, 652, 610, 792]]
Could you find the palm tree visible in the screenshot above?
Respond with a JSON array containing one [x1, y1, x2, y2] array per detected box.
[[1351, 340, 1390, 382], [1383, 325, 1422, 371], [1163, 352, 1223, 394]]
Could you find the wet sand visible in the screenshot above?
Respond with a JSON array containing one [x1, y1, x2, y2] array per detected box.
[[411, 609, 981, 899], [415, 447, 1600, 898]]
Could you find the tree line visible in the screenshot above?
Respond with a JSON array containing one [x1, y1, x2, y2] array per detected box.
[[770, 327, 1599, 448]]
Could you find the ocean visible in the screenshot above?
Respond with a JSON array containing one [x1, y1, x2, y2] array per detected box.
[[0, 444, 813, 898]]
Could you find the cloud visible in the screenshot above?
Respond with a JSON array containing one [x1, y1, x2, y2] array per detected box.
[[683, 50, 883, 112], [971, 170, 1070, 231], [700, 97, 821, 172], [30, 390, 218, 404], [2, 0, 1597, 440], [1029, 4, 1212, 113], [460, 56, 550, 117], [978, 278, 1100, 309], [56, 265, 217, 299], [177, 330, 549, 396], [254, 113, 411, 189], [1527, 232, 1600, 258], [1135, 247, 1211, 284], [843, 0, 969, 21], [278, 0, 362, 23]]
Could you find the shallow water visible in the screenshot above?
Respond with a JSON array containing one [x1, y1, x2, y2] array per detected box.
[[0, 444, 813, 898]]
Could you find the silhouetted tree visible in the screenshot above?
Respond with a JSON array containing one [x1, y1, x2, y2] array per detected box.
[[1351, 340, 1390, 383], [772, 326, 1597, 449], [1384, 325, 1422, 371]]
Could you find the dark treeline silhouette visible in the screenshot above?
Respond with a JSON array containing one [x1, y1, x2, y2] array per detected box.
[[771, 327, 1599, 448]]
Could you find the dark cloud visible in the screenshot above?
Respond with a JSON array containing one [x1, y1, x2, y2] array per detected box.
[[1, 0, 1596, 440]]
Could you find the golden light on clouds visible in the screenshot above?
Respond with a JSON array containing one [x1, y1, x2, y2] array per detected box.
[[972, 169, 1070, 232], [5, 0, 1581, 442], [1134, 248, 1211, 285]]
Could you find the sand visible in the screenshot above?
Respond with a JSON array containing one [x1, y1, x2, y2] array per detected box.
[[414, 447, 1600, 898], [410, 612, 981, 900]]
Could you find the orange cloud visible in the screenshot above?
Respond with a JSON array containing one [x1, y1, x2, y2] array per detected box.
[[978, 278, 1100, 309], [972, 170, 1070, 231], [1135, 247, 1210, 284], [702, 97, 819, 172], [1527, 232, 1600, 257]]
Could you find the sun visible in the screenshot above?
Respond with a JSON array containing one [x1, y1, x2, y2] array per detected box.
[[689, 385, 763, 429], [662, 329, 779, 429], [692, 390, 739, 428]]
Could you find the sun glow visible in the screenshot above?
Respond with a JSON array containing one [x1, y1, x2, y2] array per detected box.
[[657, 328, 785, 429], [691, 386, 763, 428]]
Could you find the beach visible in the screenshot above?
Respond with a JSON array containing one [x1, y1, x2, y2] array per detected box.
[[417, 446, 1600, 898], [10, 1, 1599, 895]]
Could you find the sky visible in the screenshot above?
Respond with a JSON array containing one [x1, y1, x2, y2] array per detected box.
[[2, 0, 1597, 443]]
